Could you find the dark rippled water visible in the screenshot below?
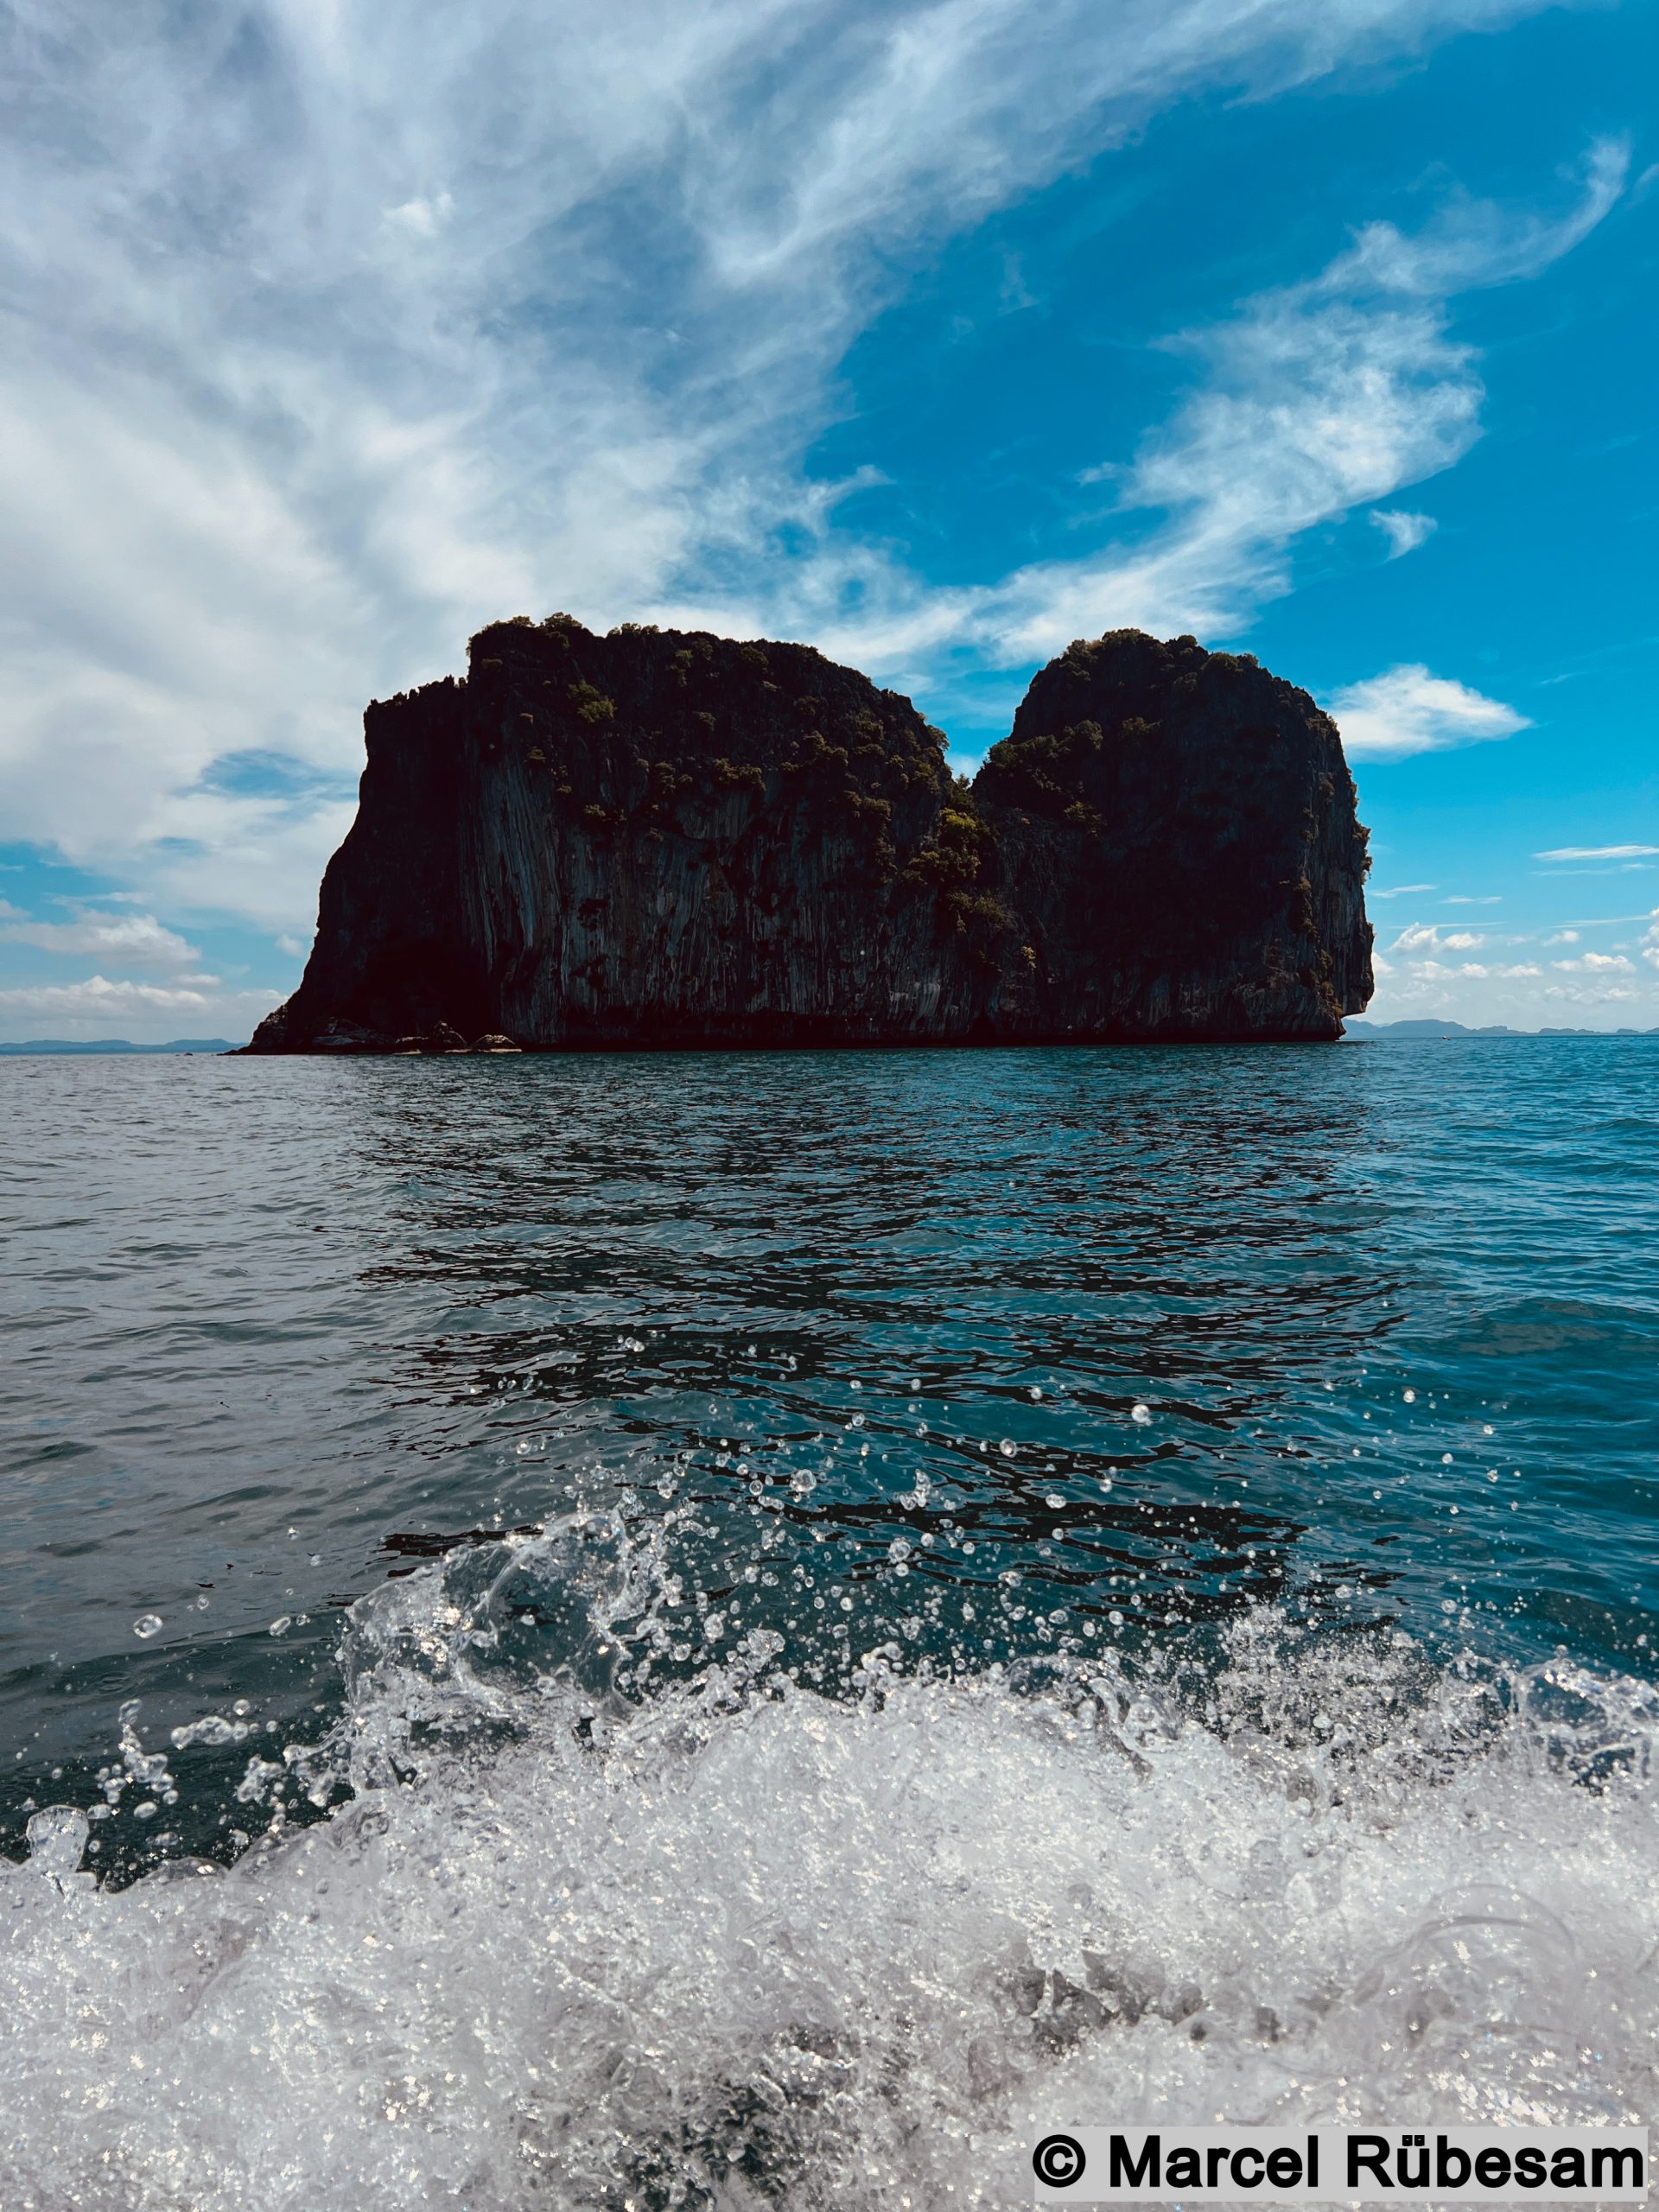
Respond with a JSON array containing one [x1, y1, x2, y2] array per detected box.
[[4, 1042, 1658, 2208]]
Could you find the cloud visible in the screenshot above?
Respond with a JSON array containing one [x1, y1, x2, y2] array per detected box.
[[1391, 922, 1487, 952], [785, 135, 1627, 680], [0, 910, 207, 970], [0, 976, 213, 1014], [1388, 957, 1539, 982], [1535, 843, 1659, 861], [926, 267, 1492, 664], [382, 193, 454, 240], [1552, 951, 1635, 974], [1366, 941, 1656, 1027], [1321, 134, 1629, 296], [1444, 894, 1500, 904], [1325, 664, 1530, 760], [1369, 886, 1659, 1027], [0, 1, 1613, 931], [1372, 882, 1439, 898], [0, 974, 280, 1042], [1370, 508, 1437, 558]]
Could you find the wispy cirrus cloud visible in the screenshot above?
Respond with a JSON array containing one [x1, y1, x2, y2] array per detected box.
[[1371, 508, 1438, 557], [751, 134, 1628, 687], [0, 0, 1621, 939], [1535, 842, 1659, 861]]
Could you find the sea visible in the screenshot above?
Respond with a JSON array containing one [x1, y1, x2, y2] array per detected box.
[[3, 1039, 1656, 2209]]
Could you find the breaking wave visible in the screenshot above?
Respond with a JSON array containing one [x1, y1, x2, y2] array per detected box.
[[4, 1516, 1657, 2210]]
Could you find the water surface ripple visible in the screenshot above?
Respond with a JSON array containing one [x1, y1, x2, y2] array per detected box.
[[2, 1042, 1657, 2204]]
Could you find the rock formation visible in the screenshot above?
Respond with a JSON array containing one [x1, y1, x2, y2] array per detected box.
[[246, 617, 1372, 1053]]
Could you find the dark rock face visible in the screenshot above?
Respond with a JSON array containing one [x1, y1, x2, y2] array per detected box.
[[248, 617, 1372, 1053], [973, 631, 1373, 1040]]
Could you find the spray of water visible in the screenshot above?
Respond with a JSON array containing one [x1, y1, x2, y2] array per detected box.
[[3, 1515, 1656, 2209]]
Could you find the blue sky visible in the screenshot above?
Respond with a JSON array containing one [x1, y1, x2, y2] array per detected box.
[[1, 0, 1655, 1038]]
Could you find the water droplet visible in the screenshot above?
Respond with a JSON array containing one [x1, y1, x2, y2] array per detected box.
[[1403, 1389, 1416, 1403], [132, 1614, 162, 1640], [999, 1439, 1017, 1458], [268, 1615, 292, 1637], [26, 1806, 88, 1873], [1131, 1403, 1152, 1425]]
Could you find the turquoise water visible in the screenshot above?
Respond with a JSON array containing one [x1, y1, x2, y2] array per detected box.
[[3, 1042, 1657, 2206]]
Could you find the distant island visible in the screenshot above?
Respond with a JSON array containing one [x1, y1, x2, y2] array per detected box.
[[1347, 1020, 1658, 1039], [0, 1038, 239, 1056], [245, 620, 1373, 1054]]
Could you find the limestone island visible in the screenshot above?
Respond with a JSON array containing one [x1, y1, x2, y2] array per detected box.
[[245, 619, 1374, 1054]]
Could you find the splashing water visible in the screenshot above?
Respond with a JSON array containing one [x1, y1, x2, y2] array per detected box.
[[3, 1513, 1656, 2211]]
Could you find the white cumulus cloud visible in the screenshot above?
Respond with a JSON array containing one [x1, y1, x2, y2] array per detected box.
[[1552, 951, 1636, 974], [0, 975, 281, 1040], [0, 910, 207, 970], [1325, 664, 1530, 760], [1390, 922, 1487, 952]]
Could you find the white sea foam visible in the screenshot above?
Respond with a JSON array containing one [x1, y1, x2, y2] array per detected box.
[[3, 1518, 1657, 2209]]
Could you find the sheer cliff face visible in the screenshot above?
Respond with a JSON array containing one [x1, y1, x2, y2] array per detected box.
[[251, 618, 1372, 1052], [975, 631, 1373, 1041]]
